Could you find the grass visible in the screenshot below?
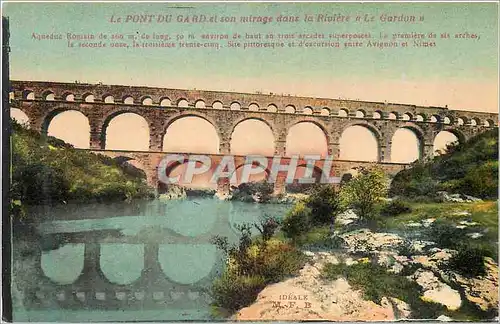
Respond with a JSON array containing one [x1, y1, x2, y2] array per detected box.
[[379, 201, 497, 233], [379, 201, 498, 260]]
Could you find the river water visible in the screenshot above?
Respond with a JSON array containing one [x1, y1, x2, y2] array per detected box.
[[12, 198, 291, 322]]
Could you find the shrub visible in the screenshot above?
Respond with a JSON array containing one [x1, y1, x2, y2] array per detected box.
[[341, 166, 388, 221], [14, 163, 70, 205], [281, 202, 312, 240], [11, 118, 153, 207], [425, 222, 462, 249], [306, 184, 344, 226], [458, 161, 498, 199], [249, 239, 307, 282], [211, 273, 266, 313], [397, 240, 418, 257], [448, 245, 487, 277], [380, 200, 412, 217], [298, 226, 344, 250], [210, 224, 307, 314], [254, 216, 281, 242]]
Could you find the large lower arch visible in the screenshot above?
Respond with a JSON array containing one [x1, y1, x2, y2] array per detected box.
[[10, 108, 30, 126], [390, 128, 422, 163], [113, 156, 147, 181], [285, 122, 328, 157], [164, 159, 217, 190], [45, 109, 90, 148], [339, 125, 379, 161], [231, 163, 270, 186], [163, 116, 220, 154], [230, 119, 275, 156], [103, 112, 149, 151], [434, 130, 460, 155]]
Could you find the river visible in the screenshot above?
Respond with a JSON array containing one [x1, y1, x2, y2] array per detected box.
[[12, 198, 292, 322]]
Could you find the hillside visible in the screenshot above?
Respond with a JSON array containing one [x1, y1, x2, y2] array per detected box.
[[389, 129, 498, 199], [10, 120, 154, 207]]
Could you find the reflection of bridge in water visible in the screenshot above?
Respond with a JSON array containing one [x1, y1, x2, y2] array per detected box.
[[28, 242, 218, 310], [24, 199, 287, 311]]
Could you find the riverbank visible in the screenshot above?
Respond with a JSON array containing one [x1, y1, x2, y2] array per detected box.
[[158, 183, 307, 204]]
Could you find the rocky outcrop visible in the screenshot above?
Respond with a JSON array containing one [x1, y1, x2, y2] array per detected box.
[[235, 253, 411, 321], [436, 191, 483, 203], [411, 269, 462, 310], [336, 209, 359, 226], [340, 229, 404, 254], [446, 257, 499, 311], [158, 185, 187, 200]]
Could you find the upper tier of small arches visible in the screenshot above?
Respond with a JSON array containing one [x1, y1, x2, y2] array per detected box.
[[11, 88, 497, 128]]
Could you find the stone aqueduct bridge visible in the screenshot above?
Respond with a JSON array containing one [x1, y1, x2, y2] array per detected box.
[[10, 80, 498, 191]]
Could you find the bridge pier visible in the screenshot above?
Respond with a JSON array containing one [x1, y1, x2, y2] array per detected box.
[[422, 143, 434, 161], [328, 143, 340, 159], [381, 145, 391, 162], [274, 140, 286, 156], [273, 172, 287, 195], [89, 131, 102, 149], [149, 132, 163, 151], [216, 177, 230, 197]]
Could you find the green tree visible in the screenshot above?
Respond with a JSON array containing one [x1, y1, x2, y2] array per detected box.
[[341, 166, 388, 222], [281, 202, 312, 240], [306, 184, 344, 233]]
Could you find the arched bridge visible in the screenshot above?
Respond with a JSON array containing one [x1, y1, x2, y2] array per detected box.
[[10, 80, 498, 191]]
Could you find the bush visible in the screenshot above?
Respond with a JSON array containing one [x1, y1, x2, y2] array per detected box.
[[250, 239, 308, 282], [210, 224, 307, 314], [341, 166, 388, 221], [281, 202, 312, 240], [254, 216, 281, 242], [425, 222, 462, 249], [306, 184, 343, 226], [380, 200, 412, 217], [397, 240, 418, 257], [458, 161, 498, 199], [448, 245, 487, 277], [13, 162, 70, 205], [211, 273, 266, 313], [299, 227, 344, 250], [11, 119, 153, 207]]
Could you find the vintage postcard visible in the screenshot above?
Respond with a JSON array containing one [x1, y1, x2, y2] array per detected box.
[[2, 1, 499, 322]]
